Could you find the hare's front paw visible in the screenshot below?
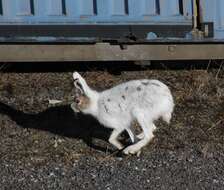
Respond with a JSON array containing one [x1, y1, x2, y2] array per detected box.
[[123, 145, 141, 156]]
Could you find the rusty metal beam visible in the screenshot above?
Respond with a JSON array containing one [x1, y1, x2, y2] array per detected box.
[[0, 43, 224, 62]]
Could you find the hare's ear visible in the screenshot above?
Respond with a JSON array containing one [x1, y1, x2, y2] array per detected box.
[[74, 89, 81, 98], [73, 71, 90, 96], [74, 80, 84, 94], [73, 72, 82, 80]]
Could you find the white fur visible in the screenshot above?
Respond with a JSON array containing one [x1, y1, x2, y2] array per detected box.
[[72, 72, 174, 155]]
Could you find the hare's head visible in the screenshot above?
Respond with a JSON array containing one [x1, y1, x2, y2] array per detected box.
[[71, 73, 91, 112]]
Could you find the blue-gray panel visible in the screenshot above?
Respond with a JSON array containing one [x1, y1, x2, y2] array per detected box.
[[0, 0, 192, 24], [201, 0, 224, 39]]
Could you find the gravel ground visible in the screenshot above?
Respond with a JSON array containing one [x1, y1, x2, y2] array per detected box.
[[0, 62, 224, 190]]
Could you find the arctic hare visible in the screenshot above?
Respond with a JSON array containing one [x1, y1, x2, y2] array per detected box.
[[71, 72, 174, 155]]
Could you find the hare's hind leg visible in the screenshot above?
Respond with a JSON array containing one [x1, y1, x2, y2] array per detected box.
[[109, 129, 124, 150], [123, 113, 154, 155], [136, 123, 157, 140], [136, 132, 144, 140], [126, 128, 138, 143]]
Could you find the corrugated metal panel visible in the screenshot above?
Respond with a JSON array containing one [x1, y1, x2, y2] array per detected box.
[[0, 0, 192, 24], [201, 0, 224, 39]]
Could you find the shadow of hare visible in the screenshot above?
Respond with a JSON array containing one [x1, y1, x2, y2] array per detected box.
[[0, 102, 121, 153]]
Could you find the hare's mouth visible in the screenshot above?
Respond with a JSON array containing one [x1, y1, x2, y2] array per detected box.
[[71, 102, 80, 113]]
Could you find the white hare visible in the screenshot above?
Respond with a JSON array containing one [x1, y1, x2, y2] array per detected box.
[[71, 72, 174, 155]]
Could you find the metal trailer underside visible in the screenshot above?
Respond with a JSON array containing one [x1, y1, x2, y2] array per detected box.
[[0, 43, 224, 62], [0, 23, 223, 61], [0, 0, 223, 61], [0, 24, 223, 61]]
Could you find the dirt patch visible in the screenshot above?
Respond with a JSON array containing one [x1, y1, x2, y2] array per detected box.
[[0, 67, 224, 190]]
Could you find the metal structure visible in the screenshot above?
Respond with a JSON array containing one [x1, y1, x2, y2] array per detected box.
[[0, 0, 193, 41], [200, 0, 224, 39], [0, 0, 223, 61], [0, 0, 192, 24]]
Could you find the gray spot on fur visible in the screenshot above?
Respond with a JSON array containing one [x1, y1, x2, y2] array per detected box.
[[150, 82, 160, 87], [137, 86, 142, 91], [122, 95, 126, 100], [125, 86, 129, 91], [142, 82, 149, 86], [107, 98, 111, 102], [118, 104, 122, 109], [104, 104, 109, 113]]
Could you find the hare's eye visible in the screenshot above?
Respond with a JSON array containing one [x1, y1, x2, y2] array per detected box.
[[75, 98, 80, 104]]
